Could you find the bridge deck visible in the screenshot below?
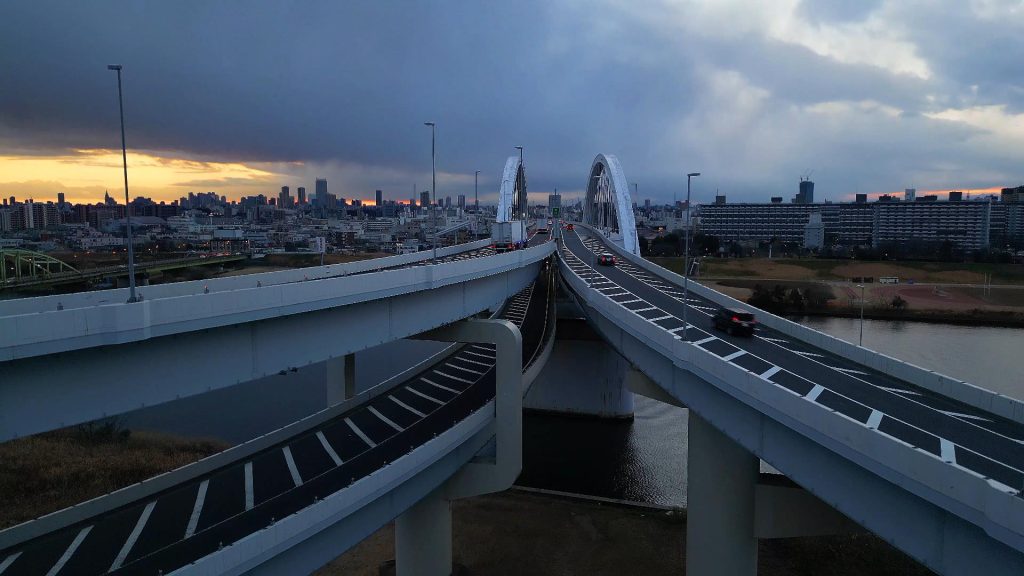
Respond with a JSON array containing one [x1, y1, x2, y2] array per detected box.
[[0, 269, 553, 576], [563, 230, 1024, 496]]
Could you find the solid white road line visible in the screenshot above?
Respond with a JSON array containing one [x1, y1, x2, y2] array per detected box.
[[283, 446, 303, 487], [759, 366, 782, 379], [45, 526, 92, 576], [833, 367, 869, 376], [694, 336, 717, 345], [806, 384, 825, 402], [0, 552, 21, 574], [368, 406, 404, 432], [184, 480, 209, 538], [391, 395, 427, 418], [940, 439, 957, 463], [866, 410, 884, 429], [434, 370, 474, 384], [346, 417, 377, 448], [422, 377, 460, 394], [793, 350, 826, 358], [446, 362, 484, 376], [621, 298, 643, 304], [758, 336, 789, 344], [650, 315, 673, 322], [408, 386, 445, 405], [722, 350, 746, 361], [244, 462, 255, 510], [938, 410, 992, 422], [110, 500, 156, 571], [877, 386, 921, 396], [668, 325, 690, 334], [463, 350, 494, 360], [316, 431, 343, 466], [635, 306, 657, 313]]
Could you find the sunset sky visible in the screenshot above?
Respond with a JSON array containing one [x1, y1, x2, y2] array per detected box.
[[2, 1, 1024, 206]]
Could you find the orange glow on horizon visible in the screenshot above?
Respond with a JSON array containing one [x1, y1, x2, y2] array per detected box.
[[0, 149, 285, 204]]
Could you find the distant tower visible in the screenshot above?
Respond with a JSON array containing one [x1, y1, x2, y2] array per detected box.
[[315, 178, 328, 205], [375, 189, 383, 207], [457, 194, 466, 209], [297, 187, 306, 204], [795, 178, 814, 204], [905, 188, 916, 202], [279, 186, 291, 208], [420, 190, 430, 208]]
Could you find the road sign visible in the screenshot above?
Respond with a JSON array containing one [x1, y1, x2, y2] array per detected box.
[[552, 207, 561, 217]]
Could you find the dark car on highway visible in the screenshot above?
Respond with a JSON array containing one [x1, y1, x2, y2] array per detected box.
[[598, 253, 616, 266], [712, 307, 757, 336]]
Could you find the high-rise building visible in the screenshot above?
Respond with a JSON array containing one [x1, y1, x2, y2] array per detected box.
[[457, 195, 466, 209], [57, 192, 65, 206], [279, 186, 291, 208], [409, 197, 417, 208], [949, 191, 963, 202], [315, 178, 328, 206], [297, 187, 306, 204], [420, 191, 431, 209], [375, 189, 383, 207], [793, 178, 814, 204], [905, 188, 916, 202], [549, 193, 562, 216]]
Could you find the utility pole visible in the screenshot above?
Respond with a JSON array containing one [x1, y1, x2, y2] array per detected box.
[[682, 172, 700, 339]]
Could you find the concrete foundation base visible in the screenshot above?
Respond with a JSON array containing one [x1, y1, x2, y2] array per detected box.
[[525, 318, 633, 418]]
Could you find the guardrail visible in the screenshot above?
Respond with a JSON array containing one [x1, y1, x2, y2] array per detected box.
[[0, 239, 493, 317], [574, 222, 1024, 427], [0, 241, 552, 361]]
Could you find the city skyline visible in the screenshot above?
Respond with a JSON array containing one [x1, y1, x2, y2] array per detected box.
[[4, 2, 1024, 206]]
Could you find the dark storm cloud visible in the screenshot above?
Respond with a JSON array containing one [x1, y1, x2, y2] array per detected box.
[[2, 1, 1024, 203]]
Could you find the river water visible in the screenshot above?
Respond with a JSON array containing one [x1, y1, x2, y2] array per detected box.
[[517, 317, 1024, 507]]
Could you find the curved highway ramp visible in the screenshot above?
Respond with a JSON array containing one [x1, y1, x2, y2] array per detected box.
[[0, 268, 554, 576]]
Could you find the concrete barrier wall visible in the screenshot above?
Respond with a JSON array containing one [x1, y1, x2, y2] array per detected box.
[[573, 223, 1024, 426], [0, 239, 493, 317], [0, 242, 552, 361], [558, 254, 1024, 554]]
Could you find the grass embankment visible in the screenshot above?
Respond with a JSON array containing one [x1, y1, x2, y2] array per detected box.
[[0, 423, 227, 530], [319, 490, 932, 576]]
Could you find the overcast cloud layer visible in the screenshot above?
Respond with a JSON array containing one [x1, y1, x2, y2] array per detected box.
[[2, 0, 1024, 204]]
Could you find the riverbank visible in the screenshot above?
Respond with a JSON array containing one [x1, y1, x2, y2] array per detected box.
[[318, 488, 932, 576]]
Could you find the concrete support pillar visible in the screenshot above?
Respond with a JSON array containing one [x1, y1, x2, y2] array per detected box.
[[395, 487, 452, 576], [325, 353, 356, 407], [525, 318, 633, 418], [686, 412, 758, 576]]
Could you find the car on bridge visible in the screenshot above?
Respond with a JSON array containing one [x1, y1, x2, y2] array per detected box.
[[712, 307, 756, 336], [598, 253, 616, 266]]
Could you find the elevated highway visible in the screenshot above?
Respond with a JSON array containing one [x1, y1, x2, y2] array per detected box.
[[560, 224, 1024, 575], [0, 265, 555, 576]]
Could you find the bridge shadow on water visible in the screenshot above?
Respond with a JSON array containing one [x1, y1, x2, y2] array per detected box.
[[519, 395, 690, 508]]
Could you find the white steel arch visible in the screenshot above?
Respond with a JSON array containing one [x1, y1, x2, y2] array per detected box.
[[584, 154, 639, 255], [496, 156, 526, 223]]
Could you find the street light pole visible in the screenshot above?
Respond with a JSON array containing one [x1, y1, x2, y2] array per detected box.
[[474, 170, 480, 214], [108, 64, 138, 303], [858, 284, 865, 346], [515, 146, 525, 249], [682, 172, 700, 340], [424, 122, 436, 263]]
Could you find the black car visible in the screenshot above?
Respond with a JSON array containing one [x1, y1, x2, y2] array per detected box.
[[712, 307, 757, 336], [598, 253, 616, 266]]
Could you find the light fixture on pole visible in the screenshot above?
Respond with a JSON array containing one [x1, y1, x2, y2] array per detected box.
[[424, 122, 437, 263], [858, 284, 865, 346], [474, 170, 480, 214], [515, 146, 525, 249], [107, 64, 138, 303], [682, 172, 700, 339]]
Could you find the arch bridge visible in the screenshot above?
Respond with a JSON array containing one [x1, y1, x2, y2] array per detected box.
[[0, 249, 79, 284]]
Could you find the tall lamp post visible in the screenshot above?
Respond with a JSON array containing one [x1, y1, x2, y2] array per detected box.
[[474, 170, 480, 214], [515, 146, 525, 248], [108, 64, 138, 303], [682, 172, 700, 339], [858, 284, 865, 346], [424, 122, 437, 263]]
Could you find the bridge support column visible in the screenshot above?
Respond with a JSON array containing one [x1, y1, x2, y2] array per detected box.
[[525, 317, 633, 418], [325, 353, 356, 406], [395, 486, 452, 576], [686, 412, 758, 576]]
